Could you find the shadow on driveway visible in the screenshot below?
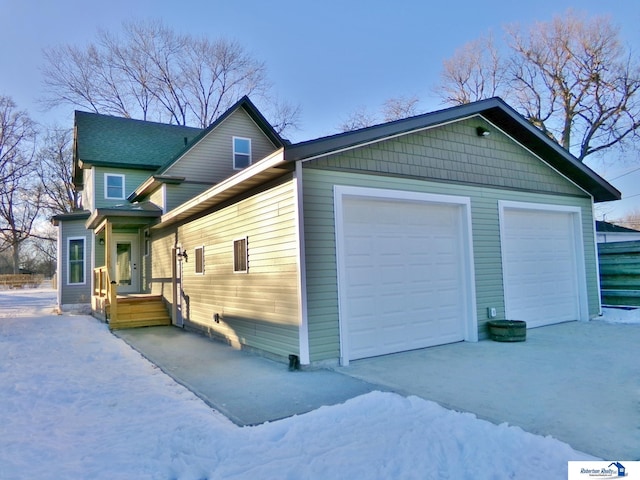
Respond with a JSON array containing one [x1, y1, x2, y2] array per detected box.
[[115, 321, 639, 460], [113, 326, 380, 426]]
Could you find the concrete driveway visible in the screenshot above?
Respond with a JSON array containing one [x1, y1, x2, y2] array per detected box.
[[116, 320, 639, 460], [336, 320, 640, 461]]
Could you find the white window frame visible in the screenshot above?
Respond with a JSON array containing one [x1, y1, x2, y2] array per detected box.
[[233, 137, 252, 170], [194, 245, 205, 275], [233, 237, 248, 273], [104, 173, 125, 200], [67, 236, 86, 285]]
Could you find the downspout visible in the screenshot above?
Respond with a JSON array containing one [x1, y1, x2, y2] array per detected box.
[[592, 204, 603, 317], [294, 161, 310, 365]]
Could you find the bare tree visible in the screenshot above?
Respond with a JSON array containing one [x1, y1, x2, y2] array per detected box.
[[434, 11, 640, 161], [338, 105, 379, 132], [0, 96, 35, 186], [382, 95, 421, 122], [36, 127, 78, 214], [0, 164, 44, 273], [338, 96, 423, 132], [0, 96, 38, 273], [436, 34, 505, 105], [42, 19, 299, 133]]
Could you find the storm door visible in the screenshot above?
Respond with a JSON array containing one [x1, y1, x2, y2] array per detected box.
[[111, 233, 140, 294]]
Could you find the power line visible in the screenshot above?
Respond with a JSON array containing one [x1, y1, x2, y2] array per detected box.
[[609, 166, 640, 182]]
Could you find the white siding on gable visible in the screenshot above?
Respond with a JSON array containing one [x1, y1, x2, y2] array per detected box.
[[163, 109, 278, 184]]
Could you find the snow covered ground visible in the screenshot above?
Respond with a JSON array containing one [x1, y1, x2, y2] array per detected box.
[[0, 286, 636, 479]]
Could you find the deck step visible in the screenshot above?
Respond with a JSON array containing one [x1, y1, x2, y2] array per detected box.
[[107, 295, 171, 330]]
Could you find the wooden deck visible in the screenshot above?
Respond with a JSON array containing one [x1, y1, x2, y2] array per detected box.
[[106, 295, 171, 330]]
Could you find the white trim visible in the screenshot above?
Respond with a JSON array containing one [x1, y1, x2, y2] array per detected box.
[[498, 200, 589, 323], [480, 117, 593, 200], [233, 136, 252, 170], [161, 184, 167, 214], [104, 173, 125, 200], [334, 185, 478, 366], [592, 206, 603, 317], [66, 236, 87, 286], [56, 225, 62, 307], [294, 163, 310, 365]]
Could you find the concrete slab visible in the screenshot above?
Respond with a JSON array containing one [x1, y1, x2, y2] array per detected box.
[[336, 321, 640, 460], [113, 326, 379, 426], [114, 321, 639, 460]]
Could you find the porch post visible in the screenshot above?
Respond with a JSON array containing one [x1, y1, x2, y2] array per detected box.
[[105, 221, 118, 322]]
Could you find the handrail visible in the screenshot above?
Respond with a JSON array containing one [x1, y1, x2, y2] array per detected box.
[[93, 266, 108, 297], [93, 265, 118, 322]]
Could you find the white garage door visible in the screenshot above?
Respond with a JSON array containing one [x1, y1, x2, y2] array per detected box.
[[501, 206, 582, 328], [337, 192, 472, 362]]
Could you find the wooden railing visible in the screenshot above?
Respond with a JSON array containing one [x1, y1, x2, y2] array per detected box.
[[0, 274, 44, 289], [93, 266, 108, 297], [93, 266, 118, 321]]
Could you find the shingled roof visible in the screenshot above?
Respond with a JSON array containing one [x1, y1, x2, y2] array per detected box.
[[73, 112, 202, 185]]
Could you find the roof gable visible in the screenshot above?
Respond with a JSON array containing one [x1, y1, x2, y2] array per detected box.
[[156, 96, 285, 176], [285, 97, 620, 203]]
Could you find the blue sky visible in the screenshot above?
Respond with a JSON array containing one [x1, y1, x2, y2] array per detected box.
[[1, 0, 639, 219]]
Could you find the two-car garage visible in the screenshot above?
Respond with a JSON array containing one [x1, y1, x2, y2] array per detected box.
[[334, 186, 587, 364]]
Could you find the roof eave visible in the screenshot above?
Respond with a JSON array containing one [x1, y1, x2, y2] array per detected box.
[[157, 148, 289, 229], [284, 97, 621, 203]]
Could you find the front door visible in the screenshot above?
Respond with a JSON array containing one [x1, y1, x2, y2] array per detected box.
[[112, 233, 140, 294]]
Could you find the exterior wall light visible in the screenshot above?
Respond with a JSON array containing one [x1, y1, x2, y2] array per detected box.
[[476, 126, 491, 137]]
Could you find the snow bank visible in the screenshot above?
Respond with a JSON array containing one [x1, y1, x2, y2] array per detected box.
[[599, 306, 640, 324], [0, 288, 602, 479]]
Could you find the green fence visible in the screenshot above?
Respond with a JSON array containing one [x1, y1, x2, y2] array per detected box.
[[598, 240, 640, 307]]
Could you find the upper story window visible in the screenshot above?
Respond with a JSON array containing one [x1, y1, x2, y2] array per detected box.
[[233, 137, 251, 170], [105, 174, 125, 199]]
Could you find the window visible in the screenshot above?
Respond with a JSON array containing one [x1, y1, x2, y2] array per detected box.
[[233, 238, 248, 273], [67, 237, 85, 285], [105, 174, 125, 199], [195, 246, 204, 275], [233, 137, 251, 170]]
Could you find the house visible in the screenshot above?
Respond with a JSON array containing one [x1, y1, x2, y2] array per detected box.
[[596, 220, 640, 243], [53, 96, 620, 366]]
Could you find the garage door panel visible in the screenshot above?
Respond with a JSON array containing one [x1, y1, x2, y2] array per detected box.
[[340, 195, 471, 361], [502, 207, 581, 328]]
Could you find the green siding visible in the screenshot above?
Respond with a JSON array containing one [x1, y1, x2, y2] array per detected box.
[[163, 109, 279, 184], [301, 121, 598, 363], [166, 183, 211, 211], [311, 117, 586, 198], [58, 219, 92, 306], [93, 166, 154, 209], [149, 226, 177, 299], [151, 177, 300, 360]]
